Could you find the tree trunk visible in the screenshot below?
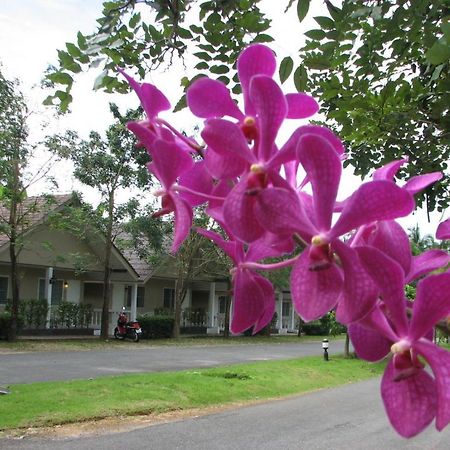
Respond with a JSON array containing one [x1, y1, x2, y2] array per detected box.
[[223, 297, 231, 339], [172, 279, 181, 338], [100, 191, 114, 340], [7, 233, 19, 342], [7, 160, 20, 342], [344, 331, 350, 358]]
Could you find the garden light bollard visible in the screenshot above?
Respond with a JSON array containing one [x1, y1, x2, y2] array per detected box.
[[322, 339, 329, 361]]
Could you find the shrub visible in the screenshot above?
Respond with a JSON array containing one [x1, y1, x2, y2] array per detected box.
[[138, 314, 174, 339], [0, 311, 24, 340]]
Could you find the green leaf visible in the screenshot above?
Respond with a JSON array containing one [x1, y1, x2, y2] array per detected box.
[[210, 65, 229, 74], [190, 25, 203, 34], [47, 72, 73, 85], [314, 16, 334, 29], [304, 56, 331, 70], [43, 95, 54, 106], [426, 41, 450, 65], [293, 65, 308, 92], [325, 1, 341, 20], [178, 27, 193, 39], [193, 51, 212, 61], [279, 56, 294, 84], [195, 62, 209, 70], [297, 0, 310, 23], [66, 43, 82, 58], [253, 33, 274, 43], [129, 12, 141, 29], [305, 29, 326, 40], [77, 32, 87, 50], [173, 94, 187, 112]]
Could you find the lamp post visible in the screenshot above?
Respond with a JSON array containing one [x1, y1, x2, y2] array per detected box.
[[322, 338, 329, 361]]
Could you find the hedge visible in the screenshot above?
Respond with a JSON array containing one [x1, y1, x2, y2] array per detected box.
[[137, 314, 174, 339]]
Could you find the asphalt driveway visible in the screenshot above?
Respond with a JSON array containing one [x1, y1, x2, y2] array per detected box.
[[0, 340, 346, 384]]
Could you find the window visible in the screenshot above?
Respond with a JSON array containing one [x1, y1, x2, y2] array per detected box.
[[218, 296, 229, 314], [125, 286, 145, 308], [0, 277, 8, 304], [163, 288, 175, 310], [282, 302, 291, 317], [38, 278, 63, 305]]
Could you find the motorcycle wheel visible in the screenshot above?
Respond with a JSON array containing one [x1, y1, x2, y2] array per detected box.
[[132, 330, 139, 343], [114, 328, 125, 340]]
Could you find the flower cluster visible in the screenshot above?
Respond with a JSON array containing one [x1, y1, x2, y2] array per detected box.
[[122, 44, 450, 438]]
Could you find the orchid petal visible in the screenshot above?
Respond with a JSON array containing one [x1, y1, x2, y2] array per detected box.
[[348, 322, 392, 362], [333, 242, 378, 325], [297, 134, 342, 232], [119, 69, 171, 118], [202, 118, 255, 164], [410, 273, 450, 341], [231, 269, 266, 334], [356, 245, 409, 335], [151, 139, 194, 188], [187, 77, 243, 120], [372, 158, 408, 181], [223, 179, 265, 243], [237, 44, 276, 116], [366, 220, 411, 276], [127, 121, 157, 149], [170, 195, 193, 253], [196, 228, 242, 263], [291, 250, 343, 322], [381, 358, 436, 438], [285, 93, 319, 119], [178, 161, 213, 207], [254, 187, 315, 239], [406, 249, 450, 283], [436, 218, 450, 240], [250, 75, 287, 161], [252, 274, 276, 334], [330, 181, 415, 240], [403, 172, 443, 195], [247, 233, 295, 261], [414, 339, 450, 431], [268, 124, 344, 169], [204, 146, 247, 179]]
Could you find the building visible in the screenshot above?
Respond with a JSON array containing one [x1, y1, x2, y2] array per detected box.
[[0, 194, 297, 335]]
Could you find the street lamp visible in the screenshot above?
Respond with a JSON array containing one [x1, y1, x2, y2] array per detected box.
[[322, 338, 329, 361]]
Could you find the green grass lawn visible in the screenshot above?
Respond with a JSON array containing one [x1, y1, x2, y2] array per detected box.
[[0, 355, 384, 431], [0, 334, 340, 353]]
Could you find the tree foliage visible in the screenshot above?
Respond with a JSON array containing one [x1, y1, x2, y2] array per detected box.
[[46, 104, 154, 338], [47, 0, 449, 211]]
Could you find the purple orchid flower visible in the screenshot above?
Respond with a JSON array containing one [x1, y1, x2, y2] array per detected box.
[[437, 218, 450, 240], [147, 139, 194, 253], [197, 228, 277, 334], [254, 133, 415, 322], [354, 220, 450, 281], [350, 246, 450, 437]]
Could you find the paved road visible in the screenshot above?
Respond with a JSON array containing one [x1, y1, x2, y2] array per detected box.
[[1, 377, 448, 449], [0, 340, 345, 384]]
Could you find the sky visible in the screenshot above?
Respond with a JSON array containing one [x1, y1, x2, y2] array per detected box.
[[0, 0, 446, 236]]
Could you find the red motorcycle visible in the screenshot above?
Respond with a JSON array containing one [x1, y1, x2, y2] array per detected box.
[[114, 307, 142, 342]]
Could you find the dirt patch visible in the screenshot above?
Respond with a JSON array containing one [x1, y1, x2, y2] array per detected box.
[[2, 403, 253, 440]]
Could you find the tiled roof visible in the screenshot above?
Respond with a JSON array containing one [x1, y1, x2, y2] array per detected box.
[[0, 194, 73, 247]]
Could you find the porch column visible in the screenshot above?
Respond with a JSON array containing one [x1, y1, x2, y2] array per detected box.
[[277, 291, 283, 330], [45, 267, 53, 328], [184, 287, 192, 308], [131, 283, 138, 321], [290, 306, 295, 330], [208, 282, 216, 327]]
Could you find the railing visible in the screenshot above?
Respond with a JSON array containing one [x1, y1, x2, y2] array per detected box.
[[182, 308, 209, 327]]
